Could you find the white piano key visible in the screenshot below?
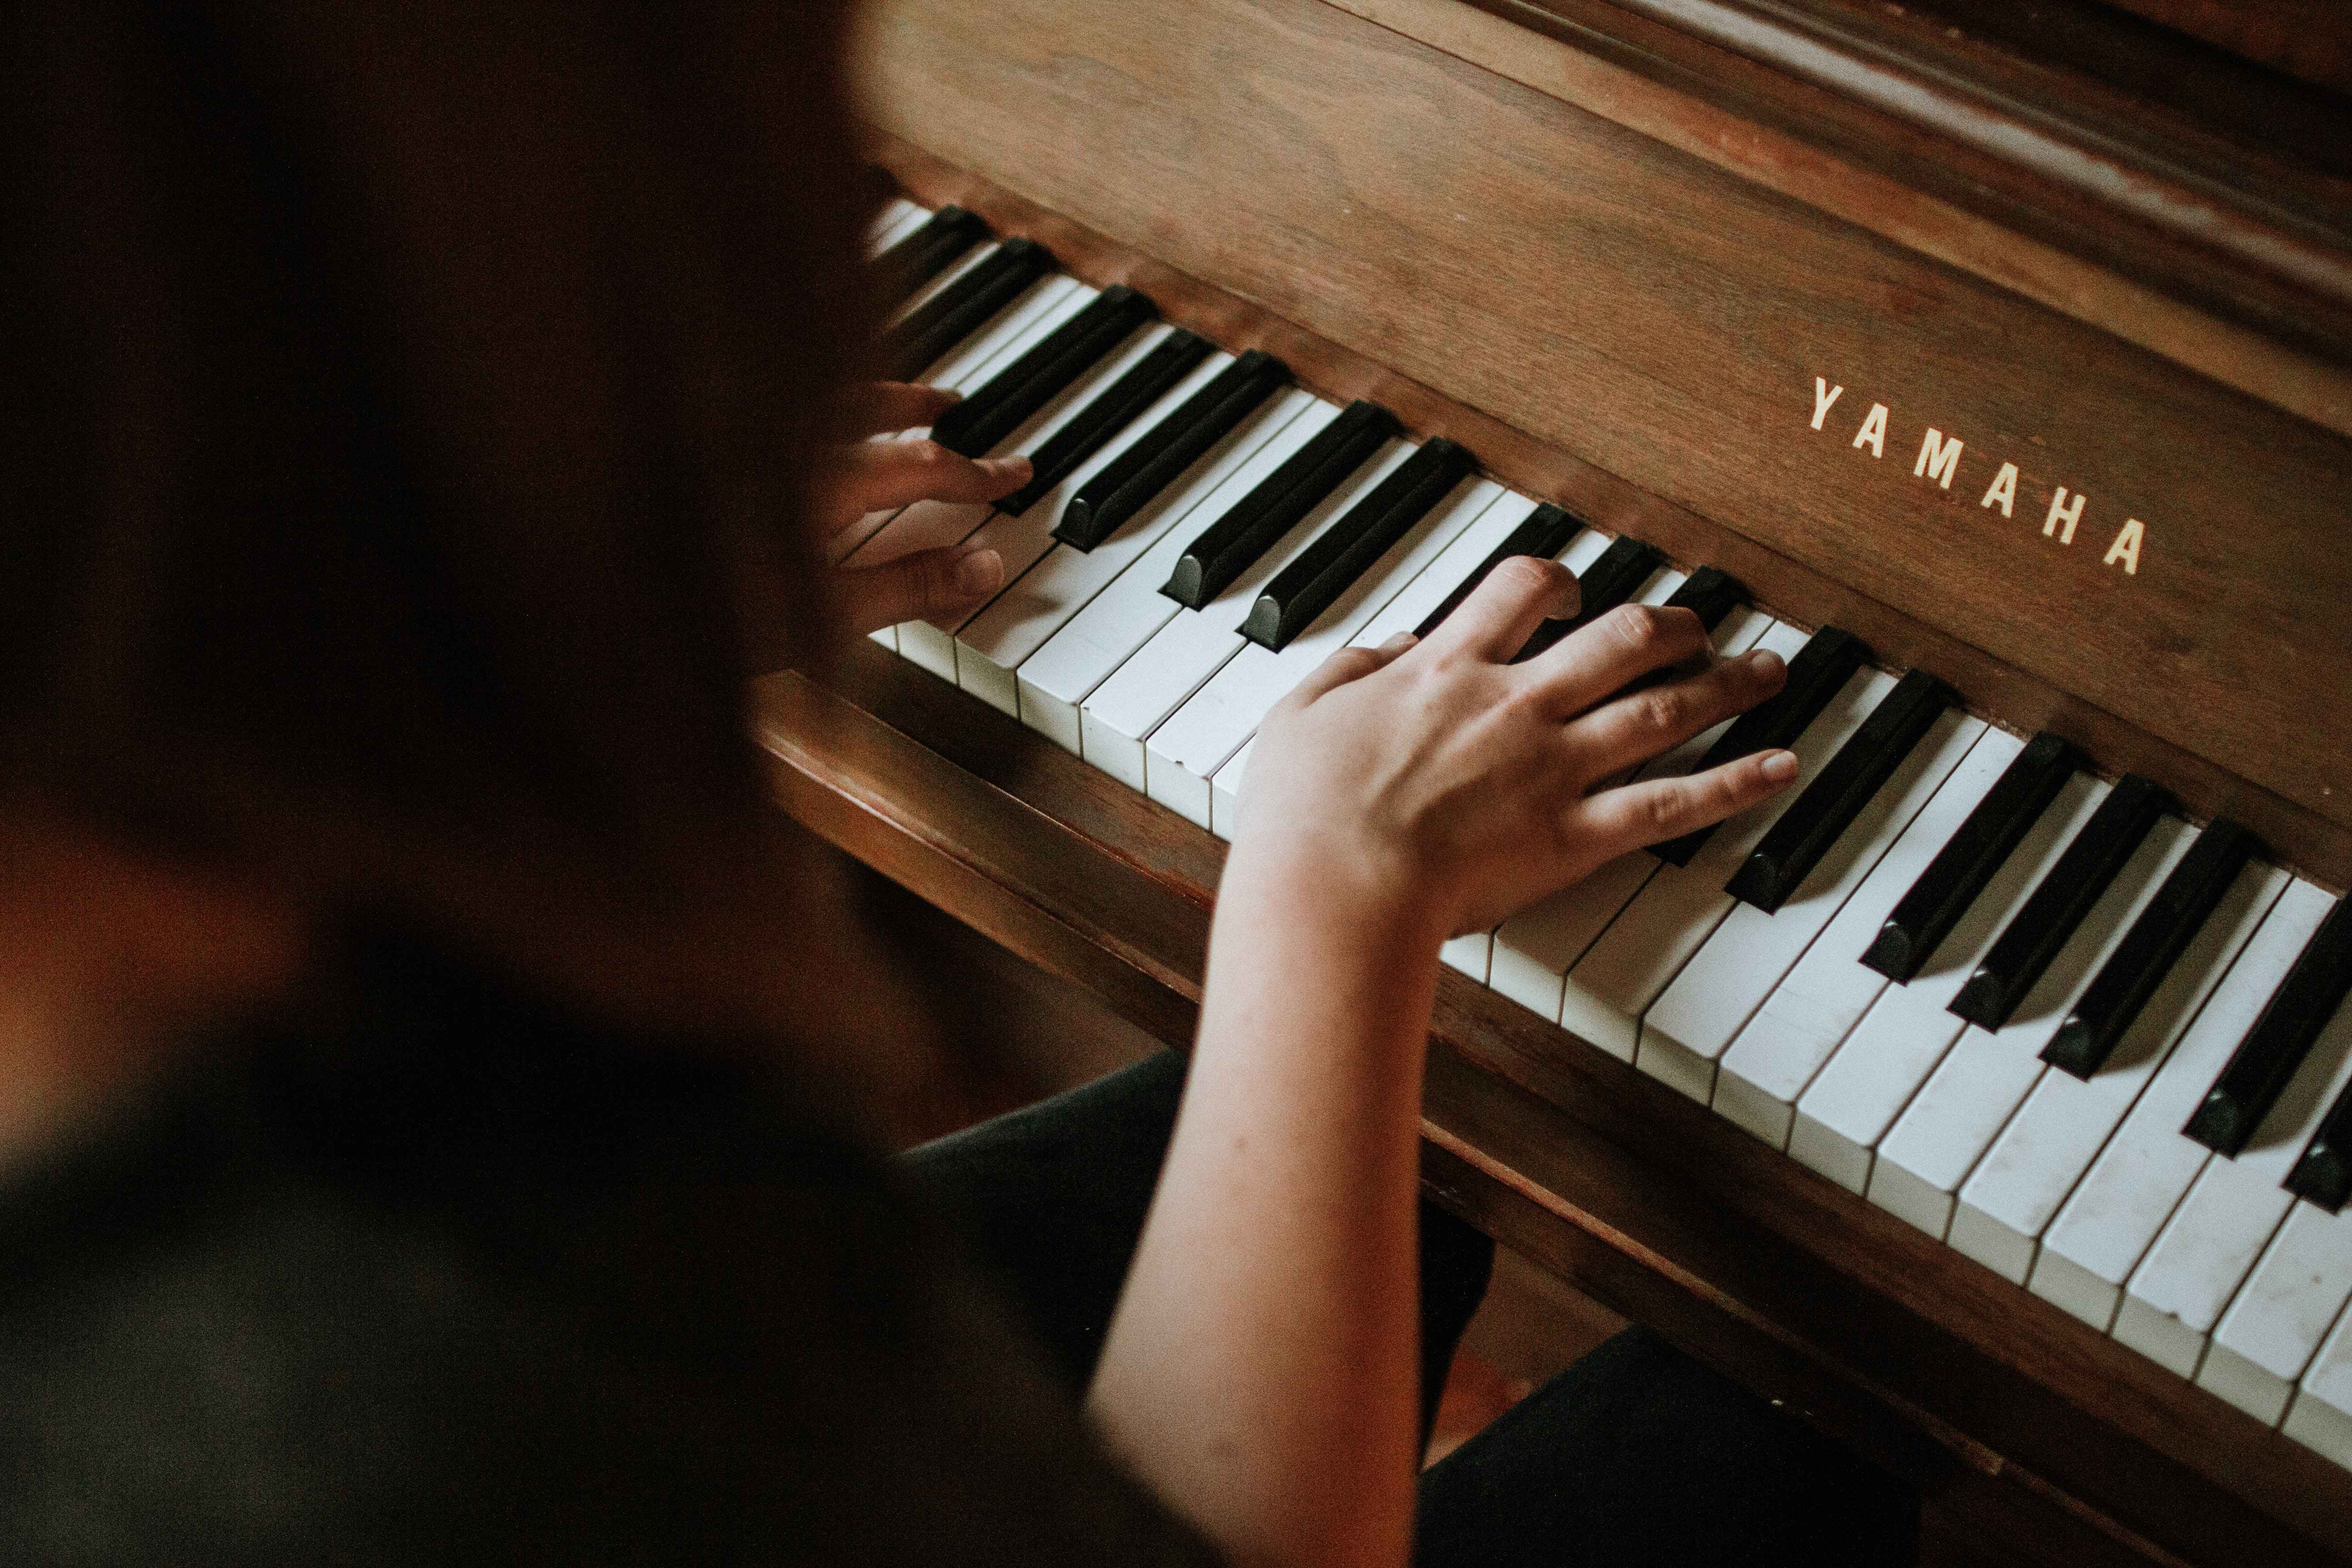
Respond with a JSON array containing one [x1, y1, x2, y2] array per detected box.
[[2286, 1300, 2352, 1469], [2031, 877, 2332, 1330], [2204, 1201, 2352, 1423], [1441, 929, 1494, 982], [1142, 479, 1508, 822], [844, 280, 1101, 578], [894, 322, 1178, 677], [1789, 770, 2105, 1194], [834, 273, 1088, 571], [1210, 739, 1251, 840], [867, 198, 930, 255], [1637, 708, 1986, 1105], [1869, 813, 2195, 1241], [1715, 728, 2025, 1149], [946, 350, 1245, 715], [1561, 633, 1872, 1063], [1084, 437, 1420, 807], [1014, 397, 1342, 751], [1484, 605, 1775, 1025], [1952, 861, 2285, 1285], [1344, 494, 1545, 652], [2120, 991, 2352, 1381]]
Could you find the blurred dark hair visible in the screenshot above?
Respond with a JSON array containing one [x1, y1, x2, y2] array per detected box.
[[3, 0, 879, 1029]]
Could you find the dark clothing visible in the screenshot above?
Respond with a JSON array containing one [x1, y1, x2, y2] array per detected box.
[[1, 927, 1914, 1564], [914, 1051, 1919, 1568], [0, 930, 1218, 1566], [907, 1048, 1497, 1446]]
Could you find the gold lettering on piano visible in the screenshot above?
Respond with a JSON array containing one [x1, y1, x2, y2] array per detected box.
[[1807, 377, 2150, 578], [1980, 462, 2019, 518], [2105, 519, 2145, 575], [1810, 377, 1844, 431], [1913, 428, 1963, 490], [1851, 401, 1888, 458], [2043, 487, 2086, 544]]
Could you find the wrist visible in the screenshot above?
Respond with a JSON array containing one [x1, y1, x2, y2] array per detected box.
[[1220, 830, 1454, 962]]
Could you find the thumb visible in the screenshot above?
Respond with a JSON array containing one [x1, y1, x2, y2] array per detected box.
[[835, 545, 1004, 635]]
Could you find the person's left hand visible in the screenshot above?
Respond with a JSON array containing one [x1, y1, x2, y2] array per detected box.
[[814, 382, 1030, 634]]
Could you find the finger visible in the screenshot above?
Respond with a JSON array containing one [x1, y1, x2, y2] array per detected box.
[[842, 381, 960, 435], [833, 545, 1005, 635], [1518, 602, 1712, 718], [1574, 747, 1798, 859], [1562, 644, 1787, 777], [1416, 554, 1577, 664], [822, 440, 1032, 531], [1276, 633, 1417, 710]]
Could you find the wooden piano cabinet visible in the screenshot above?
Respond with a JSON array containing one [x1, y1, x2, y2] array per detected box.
[[855, 0, 2352, 891], [757, 642, 2352, 1568], [816, 0, 2352, 1559]]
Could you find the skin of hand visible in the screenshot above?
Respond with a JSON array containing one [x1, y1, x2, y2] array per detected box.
[[1088, 555, 1795, 1568], [814, 382, 1032, 635], [1232, 553, 1796, 944]]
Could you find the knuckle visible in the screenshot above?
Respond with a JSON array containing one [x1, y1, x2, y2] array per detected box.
[[1605, 603, 1666, 654], [910, 439, 954, 471], [1643, 786, 1687, 836], [1491, 554, 1564, 598], [1634, 688, 1686, 735]]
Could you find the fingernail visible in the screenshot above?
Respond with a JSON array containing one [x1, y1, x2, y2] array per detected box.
[[954, 547, 1003, 596], [1379, 632, 1419, 653], [981, 455, 1032, 482], [1760, 749, 1798, 783], [1745, 648, 1786, 676]]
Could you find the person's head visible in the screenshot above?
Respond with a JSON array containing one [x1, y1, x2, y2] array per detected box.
[[3, 1, 900, 1073]]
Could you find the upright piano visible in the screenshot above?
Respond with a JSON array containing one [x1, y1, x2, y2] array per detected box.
[[756, 2, 2352, 1561]]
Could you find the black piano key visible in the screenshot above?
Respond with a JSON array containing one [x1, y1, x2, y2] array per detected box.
[[2185, 894, 2352, 1157], [1160, 400, 1397, 609], [872, 204, 990, 310], [994, 330, 1214, 516], [1662, 565, 1747, 632], [1241, 439, 1476, 651], [1948, 773, 2168, 1031], [1511, 534, 1663, 663], [1651, 626, 1870, 868], [2288, 1076, 2352, 1212], [880, 237, 1053, 382], [2042, 820, 2260, 1079], [1725, 668, 1953, 915], [1055, 350, 1289, 551], [1862, 731, 2078, 983], [1410, 503, 1583, 638], [930, 285, 1157, 459]]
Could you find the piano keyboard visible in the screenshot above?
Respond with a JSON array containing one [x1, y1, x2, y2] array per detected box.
[[855, 199, 2352, 1473]]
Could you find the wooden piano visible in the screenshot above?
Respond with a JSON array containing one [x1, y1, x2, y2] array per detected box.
[[756, 1, 2352, 1561]]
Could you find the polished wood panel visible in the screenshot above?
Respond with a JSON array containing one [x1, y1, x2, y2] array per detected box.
[[859, 0, 2352, 862], [1466, 0, 2352, 366], [755, 642, 2352, 1568], [866, 133, 2352, 892]]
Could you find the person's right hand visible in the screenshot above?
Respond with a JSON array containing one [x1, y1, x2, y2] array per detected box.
[[1230, 555, 1798, 946]]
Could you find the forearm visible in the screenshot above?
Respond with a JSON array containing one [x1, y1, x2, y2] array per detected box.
[[1088, 849, 1444, 1568]]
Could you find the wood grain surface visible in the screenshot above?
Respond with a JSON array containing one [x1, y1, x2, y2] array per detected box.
[[755, 641, 2352, 1568], [864, 133, 2352, 891], [855, 0, 2352, 855]]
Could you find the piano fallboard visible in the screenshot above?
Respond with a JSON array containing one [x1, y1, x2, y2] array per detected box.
[[857, 0, 2352, 892]]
